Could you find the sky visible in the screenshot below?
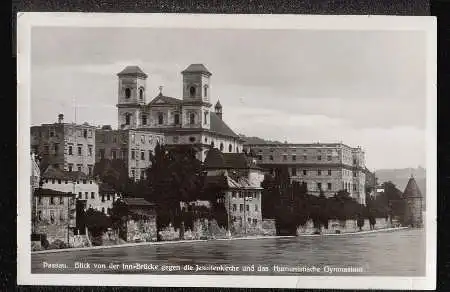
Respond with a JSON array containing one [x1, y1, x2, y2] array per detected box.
[[30, 27, 428, 170]]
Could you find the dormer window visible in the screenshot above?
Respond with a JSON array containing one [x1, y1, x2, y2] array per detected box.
[[125, 88, 131, 99], [189, 86, 196, 97], [139, 87, 144, 100]]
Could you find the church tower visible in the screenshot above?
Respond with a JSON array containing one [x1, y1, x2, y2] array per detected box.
[[116, 66, 148, 129], [181, 64, 212, 129]]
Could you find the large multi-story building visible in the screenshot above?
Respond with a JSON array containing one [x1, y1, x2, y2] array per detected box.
[[31, 114, 96, 176], [114, 64, 243, 162], [95, 127, 164, 180], [243, 143, 367, 205], [203, 148, 265, 234], [32, 188, 77, 245], [40, 165, 118, 214]]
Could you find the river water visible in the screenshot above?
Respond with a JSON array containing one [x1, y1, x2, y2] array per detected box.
[[31, 228, 425, 276]]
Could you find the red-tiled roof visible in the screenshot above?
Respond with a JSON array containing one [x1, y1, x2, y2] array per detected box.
[[117, 66, 148, 78], [122, 197, 155, 206], [34, 188, 74, 196], [204, 148, 259, 170], [181, 64, 212, 76], [41, 166, 91, 181]]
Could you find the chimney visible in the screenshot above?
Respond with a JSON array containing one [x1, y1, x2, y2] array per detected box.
[[58, 113, 64, 124]]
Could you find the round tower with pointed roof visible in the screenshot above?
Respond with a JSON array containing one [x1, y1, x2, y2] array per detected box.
[[116, 65, 148, 129], [403, 175, 424, 228]]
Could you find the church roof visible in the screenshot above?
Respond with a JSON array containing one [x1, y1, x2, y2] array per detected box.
[[210, 112, 237, 137], [181, 64, 212, 76], [403, 176, 423, 199], [148, 94, 182, 105], [117, 66, 148, 78]]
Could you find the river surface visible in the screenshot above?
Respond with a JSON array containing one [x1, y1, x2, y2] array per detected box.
[[32, 229, 425, 276]]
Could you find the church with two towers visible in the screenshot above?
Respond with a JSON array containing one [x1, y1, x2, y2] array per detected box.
[[115, 63, 244, 162]]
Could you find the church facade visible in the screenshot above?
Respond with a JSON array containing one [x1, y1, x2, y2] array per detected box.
[[115, 64, 243, 162]]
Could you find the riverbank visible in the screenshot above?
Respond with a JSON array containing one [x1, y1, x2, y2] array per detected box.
[[32, 226, 410, 255]]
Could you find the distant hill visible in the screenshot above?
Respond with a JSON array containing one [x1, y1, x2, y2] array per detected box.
[[239, 134, 283, 145], [375, 167, 426, 196]]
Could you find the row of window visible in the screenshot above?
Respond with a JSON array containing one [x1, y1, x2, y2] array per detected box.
[[130, 168, 146, 180], [124, 112, 208, 127], [37, 196, 65, 205], [231, 216, 258, 226], [260, 155, 334, 161], [297, 182, 358, 192], [231, 203, 259, 212], [231, 191, 259, 200], [124, 87, 145, 100], [67, 164, 93, 175], [130, 134, 163, 145], [44, 178, 94, 185], [187, 85, 208, 98], [258, 148, 334, 154], [36, 210, 67, 223], [67, 144, 93, 156]]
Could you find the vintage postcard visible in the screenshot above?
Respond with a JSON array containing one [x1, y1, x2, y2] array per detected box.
[[17, 13, 436, 289]]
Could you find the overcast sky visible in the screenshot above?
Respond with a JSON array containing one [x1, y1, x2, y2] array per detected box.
[[30, 27, 428, 170]]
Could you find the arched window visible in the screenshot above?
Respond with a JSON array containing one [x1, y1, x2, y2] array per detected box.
[[220, 143, 224, 151], [211, 141, 215, 148], [174, 113, 180, 125], [125, 113, 131, 125], [189, 113, 195, 125], [125, 88, 131, 99], [139, 87, 144, 100], [102, 207, 105, 214], [228, 144, 232, 152], [158, 113, 164, 125], [189, 86, 196, 97], [204, 85, 208, 97]]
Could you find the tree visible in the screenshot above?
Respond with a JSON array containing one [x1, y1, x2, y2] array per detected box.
[[93, 158, 132, 195], [80, 208, 112, 245], [145, 143, 204, 229]]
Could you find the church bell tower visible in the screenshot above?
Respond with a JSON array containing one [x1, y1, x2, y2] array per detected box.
[[116, 66, 148, 129], [181, 64, 212, 129]]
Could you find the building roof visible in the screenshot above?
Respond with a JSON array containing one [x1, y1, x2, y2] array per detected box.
[[148, 94, 183, 106], [210, 112, 238, 137], [403, 176, 423, 199], [34, 188, 74, 196], [117, 66, 148, 78], [215, 100, 222, 109], [204, 174, 263, 190], [122, 197, 155, 206], [181, 64, 212, 76], [41, 166, 92, 181], [204, 148, 260, 170]]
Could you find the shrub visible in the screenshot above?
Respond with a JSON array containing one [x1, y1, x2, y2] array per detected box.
[[48, 239, 67, 250]]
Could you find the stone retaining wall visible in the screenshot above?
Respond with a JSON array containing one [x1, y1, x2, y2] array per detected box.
[[296, 217, 391, 235]]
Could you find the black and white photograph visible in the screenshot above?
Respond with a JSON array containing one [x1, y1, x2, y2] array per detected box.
[[17, 13, 436, 289]]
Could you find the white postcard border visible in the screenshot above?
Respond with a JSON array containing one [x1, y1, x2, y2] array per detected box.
[[17, 13, 437, 289]]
